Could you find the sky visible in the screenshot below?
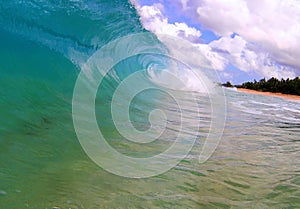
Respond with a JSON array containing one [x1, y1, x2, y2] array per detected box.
[[132, 0, 300, 84]]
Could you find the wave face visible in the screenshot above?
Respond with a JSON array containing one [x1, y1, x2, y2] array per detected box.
[[0, 0, 144, 133], [0, 1, 299, 208]]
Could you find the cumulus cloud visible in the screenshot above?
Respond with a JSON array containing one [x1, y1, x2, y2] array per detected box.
[[133, 0, 299, 79], [135, 3, 202, 42], [178, 0, 300, 75], [196, 44, 228, 71], [207, 35, 296, 78]]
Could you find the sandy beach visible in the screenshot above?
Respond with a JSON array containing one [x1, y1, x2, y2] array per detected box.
[[237, 88, 300, 101]]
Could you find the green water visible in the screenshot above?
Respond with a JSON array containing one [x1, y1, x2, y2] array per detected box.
[[0, 1, 299, 208], [1, 89, 299, 208]]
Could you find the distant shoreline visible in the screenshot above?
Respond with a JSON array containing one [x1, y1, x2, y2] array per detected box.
[[237, 88, 300, 101]]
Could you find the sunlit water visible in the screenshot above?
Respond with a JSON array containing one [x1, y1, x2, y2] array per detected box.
[[0, 1, 299, 208]]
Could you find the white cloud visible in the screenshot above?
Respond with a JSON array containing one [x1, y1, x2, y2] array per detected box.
[[197, 0, 250, 36], [208, 35, 296, 78], [133, 0, 299, 79], [209, 36, 256, 72], [196, 44, 228, 71], [135, 3, 202, 42], [222, 72, 233, 81], [178, 0, 300, 75]]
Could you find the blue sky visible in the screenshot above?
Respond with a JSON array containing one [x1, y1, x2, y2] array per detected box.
[[135, 0, 299, 84]]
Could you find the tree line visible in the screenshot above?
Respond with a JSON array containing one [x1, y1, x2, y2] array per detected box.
[[222, 77, 300, 96]]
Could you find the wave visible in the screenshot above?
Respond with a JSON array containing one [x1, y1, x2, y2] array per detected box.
[[0, 0, 217, 93], [0, 0, 143, 65], [0, 1, 299, 208], [0, 0, 225, 169]]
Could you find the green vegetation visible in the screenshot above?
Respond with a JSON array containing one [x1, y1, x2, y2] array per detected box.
[[229, 77, 300, 96], [222, 81, 233, 88]]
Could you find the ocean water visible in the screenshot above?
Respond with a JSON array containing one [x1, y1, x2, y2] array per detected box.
[[0, 1, 299, 208]]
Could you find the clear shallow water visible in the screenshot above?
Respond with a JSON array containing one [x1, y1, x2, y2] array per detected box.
[[0, 1, 300, 208]]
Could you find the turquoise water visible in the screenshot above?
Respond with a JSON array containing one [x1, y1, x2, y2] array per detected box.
[[0, 1, 300, 208]]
